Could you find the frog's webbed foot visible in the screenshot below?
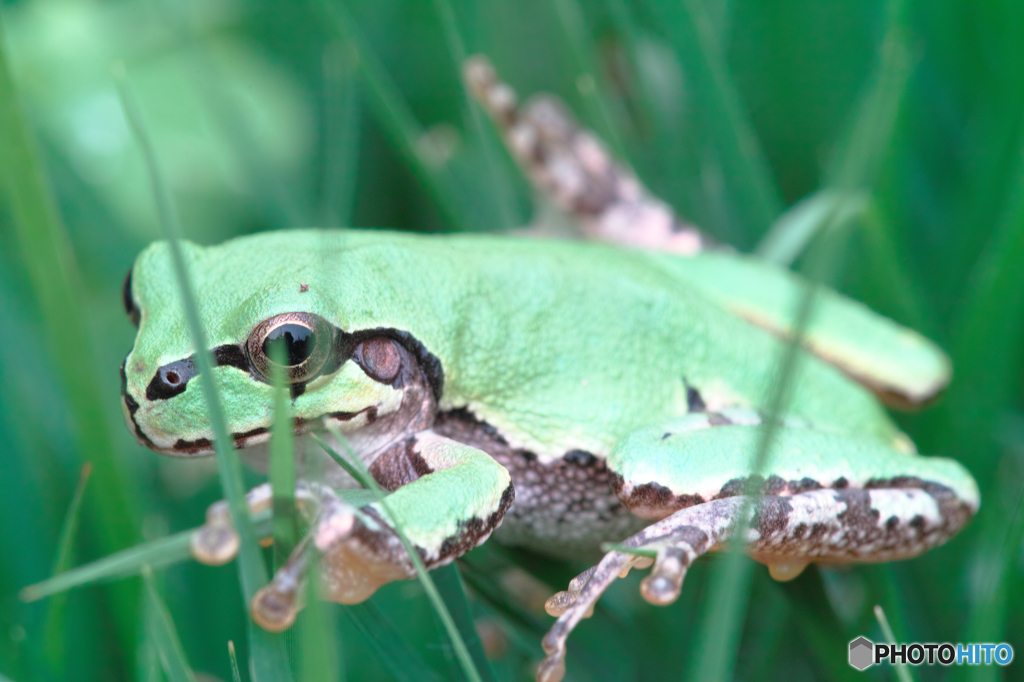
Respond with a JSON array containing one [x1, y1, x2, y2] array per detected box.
[[463, 55, 713, 254], [250, 483, 419, 631], [193, 432, 514, 632], [536, 498, 742, 682]]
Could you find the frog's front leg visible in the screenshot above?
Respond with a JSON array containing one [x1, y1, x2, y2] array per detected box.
[[536, 413, 979, 682], [231, 431, 514, 630]]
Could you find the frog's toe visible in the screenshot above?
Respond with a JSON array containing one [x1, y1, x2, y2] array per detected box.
[[543, 590, 575, 617], [639, 546, 690, 606], [536, 648, 567, 682], [252, 532, 316, 632], [538, 550, 634, 681], [251, 582, 300, 632], [191, 500, 241, 565], [190, 520, 240, 566], [543, 565, 596, 616]]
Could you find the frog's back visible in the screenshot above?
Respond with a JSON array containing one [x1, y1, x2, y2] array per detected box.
[[195, 229, 899, 461]]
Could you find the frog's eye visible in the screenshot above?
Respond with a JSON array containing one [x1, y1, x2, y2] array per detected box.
[[247, 312, 334, 384]]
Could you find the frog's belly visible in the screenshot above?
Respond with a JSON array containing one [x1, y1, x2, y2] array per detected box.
[[490, 449, 648, 560]]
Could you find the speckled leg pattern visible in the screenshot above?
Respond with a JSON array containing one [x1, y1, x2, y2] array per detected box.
[[464, 55, 712, 254], [536, 484, 974, 682]]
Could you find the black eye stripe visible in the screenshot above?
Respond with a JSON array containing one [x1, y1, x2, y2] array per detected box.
[[213, 345, 248, 370], [138, 331, 444, 405], [142, 347, 245, 402]]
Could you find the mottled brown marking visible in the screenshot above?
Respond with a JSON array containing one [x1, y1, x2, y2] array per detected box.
[[791, 478, 824, 494], [752, 497, 793, 537], [834, 489, 880, 532], [369, 439, 423, 492]]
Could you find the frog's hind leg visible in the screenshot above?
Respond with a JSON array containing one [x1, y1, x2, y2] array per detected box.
[[538, 490, 972, 682], [464, 56, 712, 254], [536, 415, 978, 682]]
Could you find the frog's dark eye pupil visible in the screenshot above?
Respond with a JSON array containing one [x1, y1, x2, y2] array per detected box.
[[262, 324, 317, 366]]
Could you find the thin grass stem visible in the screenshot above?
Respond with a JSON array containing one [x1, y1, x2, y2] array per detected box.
[[316, 427, 488, 682], [874, 605, 914, 682], [112, 62, 293, 681]]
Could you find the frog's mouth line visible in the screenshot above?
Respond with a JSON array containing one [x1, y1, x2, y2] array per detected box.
[[162, 405, 380, 456]]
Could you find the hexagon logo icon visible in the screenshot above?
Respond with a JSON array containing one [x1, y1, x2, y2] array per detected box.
[[849, 637, 874, 671]]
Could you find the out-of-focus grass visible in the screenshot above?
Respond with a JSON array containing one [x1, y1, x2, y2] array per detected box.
[[2, 0, 1024, 681]]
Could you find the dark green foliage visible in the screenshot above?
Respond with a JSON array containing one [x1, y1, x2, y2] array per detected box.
[[2, 0, 1023, 680]]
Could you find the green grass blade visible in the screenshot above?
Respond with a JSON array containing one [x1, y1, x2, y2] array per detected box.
[[143, 566, 198, 682], [646, 0, 782, 242], [431, 564, 495, 682], [689, 213, 851, 682], [316, 428, 488, 682], [43, 463, 92, 673], [112, 63, 293, 682], [269, 348, 297, 568], [320, 42, 362, 227], [948, 148, 1024, 466], [601, 0, 698, 212], [551, 0, 628, 160], [343, 602, 445, 682], [431, 0, 517, 231], [138, 631, 161, 682], [825, 0, 911, 192], [49, 463, 93, 585], [228, 641, 242, 682], [756, 0, 911, 264], [874, 605, 914, 682], [776, 572, 860, 682], [318, 0, 468, 232], [754, 189, 868, 268], [21, 511, 275, 602], [0, 12, 142, 665], [22, 532, 193, 602], [958, 470, 1024, 682], [298, 568, 341, 682]]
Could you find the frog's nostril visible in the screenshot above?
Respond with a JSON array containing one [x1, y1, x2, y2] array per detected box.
[[147, 359, 197, 400]]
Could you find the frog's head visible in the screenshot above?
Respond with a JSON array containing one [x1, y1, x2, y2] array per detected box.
[[120, 237, 440, 456]]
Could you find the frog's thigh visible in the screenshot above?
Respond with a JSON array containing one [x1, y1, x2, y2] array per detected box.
[[251, 431, 513, 630], [464, 56, 710, 254], [605, 412, 977, 545]]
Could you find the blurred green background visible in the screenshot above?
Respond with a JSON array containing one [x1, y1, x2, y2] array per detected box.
[[2, 0, 1024, 680]]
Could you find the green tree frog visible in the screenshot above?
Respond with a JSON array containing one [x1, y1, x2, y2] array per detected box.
[[119, 57, 979, 682]]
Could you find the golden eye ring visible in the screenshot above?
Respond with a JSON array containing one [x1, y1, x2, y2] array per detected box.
[[246, 312, 334, 384]]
